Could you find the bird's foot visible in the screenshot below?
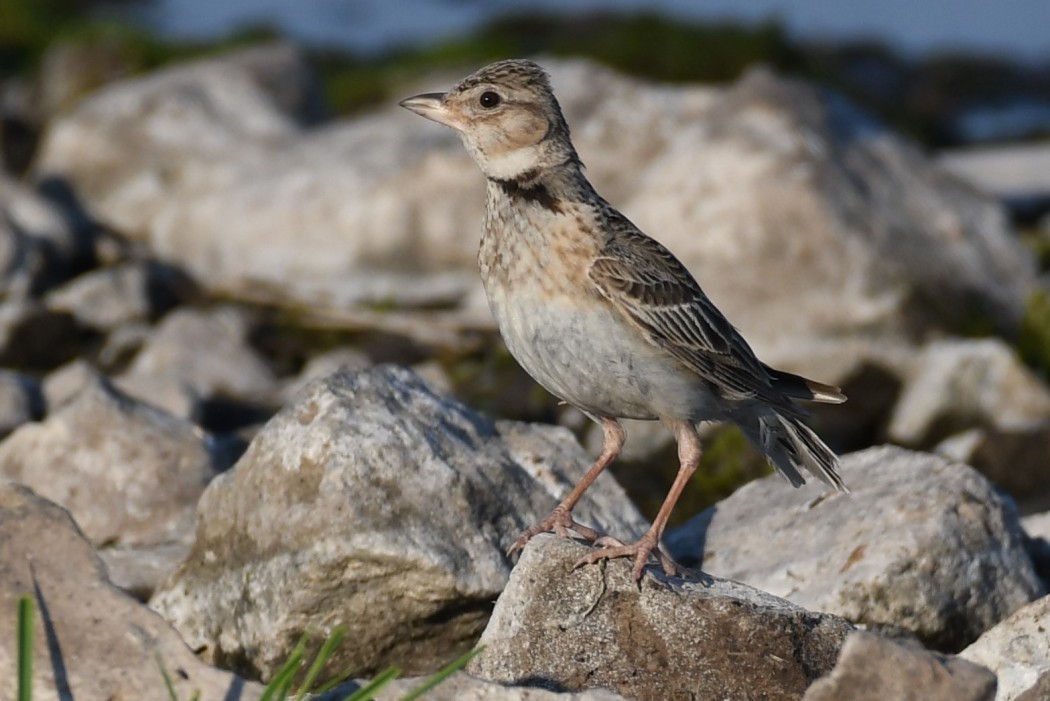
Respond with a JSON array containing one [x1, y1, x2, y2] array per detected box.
[[507, 506, 600, 556], [575, 533, 680, 582]]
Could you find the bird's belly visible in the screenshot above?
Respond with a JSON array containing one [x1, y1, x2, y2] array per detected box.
[[488, 287, 716, 421]]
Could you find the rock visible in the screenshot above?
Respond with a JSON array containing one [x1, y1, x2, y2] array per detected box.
[[279, 346, 372, 402], [936, 425, 1050, 498], [45, 260, 193, 332], [100, 541, 193, 602], [939, 143, 1050, 220], [150, 365, 648, 681], [961, 595, 1050, 701], [803, 631, 996, 701], [0, 375, 222, 547], [41, 358, 97, 409], [0, 174, 90, 297], [469, 534, 852, 701], [888, 339, 1050, 445], [666, 446, 1044, 651], [1016, 672, 1050, 701], [885, 338, 1050, 496], [33, 43, 322, 238], [33, 59, 1032, 385], [0, 483, 263, 700], [118, 306, 278, 421], [1022, 512, 1050, 586], [0, 298, 83, 369], [325, 672, 631, 701], [0, 370, 43, 437]]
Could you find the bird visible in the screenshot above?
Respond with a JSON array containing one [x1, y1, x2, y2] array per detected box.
[[400, 59, 847, 582]]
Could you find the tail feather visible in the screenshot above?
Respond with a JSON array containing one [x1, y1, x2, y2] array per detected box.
[[752, 414, 848, 493], [766, 367, 847, 404]]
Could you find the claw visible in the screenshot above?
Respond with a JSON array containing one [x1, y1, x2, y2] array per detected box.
[[574, 535, 680, 582], [507, 506, 600, 557]]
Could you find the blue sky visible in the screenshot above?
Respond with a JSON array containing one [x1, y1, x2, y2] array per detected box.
[[118, 0, 1050, 60]]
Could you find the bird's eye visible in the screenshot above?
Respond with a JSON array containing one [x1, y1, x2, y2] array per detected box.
[[479, 91, 502, 109]]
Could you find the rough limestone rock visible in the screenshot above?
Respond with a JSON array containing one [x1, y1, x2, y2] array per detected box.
[[0, 483, 263, 701], [0, 370, 43, 437], [151, 365, 648, 681], [889, 339, 1050, 444], [0, 174, 90, 297], [44, 260, 192, 332], [961, 595, 1050, 701], [0, 375, 222, 547], [1016, 672, 1050, 701], [117, 306, 278, 419], [32, 43, 321, 238], [32, 57, 1032, 383], [1022, 512, 1050, 585], [885, 338, 1050, 495], [469, 534, 852, 701], [324, 673, 631, 701], [802, 632, 996, 701], [666, 446, 1044, 651]]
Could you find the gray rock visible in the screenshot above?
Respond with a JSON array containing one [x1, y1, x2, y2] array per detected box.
[[0, 375, 222, 547], [45, 261, 190, 332], [32, 43, 320, 238], [1021, 512, 1050, 588], [939, 143, 1050, 216], [666, 446, 1044, 651], [32, 59, 1031, 387], [888, 339, 1050, 446], [150, 365, 647, 681], [1016, 671, 1050, 701], [0, 370, 43, 437], [936, 425, 1050, 498], [279, 345, 372, 403], [0, 483, 263, 701], [99, 541, 193, 602], [0, 174, 89, 297], [118, 306, 277, 419], [324, 673, 631, 701], [41, 358, 99, 410], [469, 534, 853, 701], [961, 595, 1050, 701], [803, 631, 996, 701]]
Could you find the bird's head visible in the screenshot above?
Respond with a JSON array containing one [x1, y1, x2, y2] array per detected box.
[[400, 59, 579, 182]]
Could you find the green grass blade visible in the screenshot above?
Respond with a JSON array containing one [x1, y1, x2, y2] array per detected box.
[[295, 625, 347, 696], [17, 596, 34, 701], [260, 633, 309, 701], [156, 654, 180, 701], [343, 666, 401, 701], [397, 647, 483, 701]]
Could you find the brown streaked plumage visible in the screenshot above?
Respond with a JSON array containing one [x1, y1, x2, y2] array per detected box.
[[400, 59, 847, 582]]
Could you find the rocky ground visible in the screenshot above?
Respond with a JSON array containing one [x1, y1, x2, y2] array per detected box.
[[2, 43, 1050, 700]]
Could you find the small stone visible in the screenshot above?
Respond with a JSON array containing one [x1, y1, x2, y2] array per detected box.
[[803, 632, 996, 701]]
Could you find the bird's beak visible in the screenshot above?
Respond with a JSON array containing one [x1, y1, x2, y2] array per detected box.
[[399, 92, 459, 129]]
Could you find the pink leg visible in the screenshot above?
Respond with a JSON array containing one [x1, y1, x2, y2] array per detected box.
[[576, 420, 701, 581], [508, 417, 625, 555]]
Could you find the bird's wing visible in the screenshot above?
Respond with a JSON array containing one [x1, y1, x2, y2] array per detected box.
[[587, 212, 781, 404]]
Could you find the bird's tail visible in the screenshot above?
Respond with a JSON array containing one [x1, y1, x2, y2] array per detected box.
[[745, 413, 848, 493]]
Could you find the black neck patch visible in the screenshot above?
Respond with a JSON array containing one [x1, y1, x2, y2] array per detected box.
[[492, 175, 563, 214]]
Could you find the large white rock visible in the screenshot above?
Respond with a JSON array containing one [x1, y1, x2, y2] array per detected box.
[[0, 483, 263, 701], [32, 55, 1034, 386], [0, 376, 222, 547], [961, 595, 1050, 701], [151, 365, 648, 681], [666, 445, 1044, 651]]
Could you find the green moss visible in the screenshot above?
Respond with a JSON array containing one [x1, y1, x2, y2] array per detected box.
[[1018, 288, 1050, 377]]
